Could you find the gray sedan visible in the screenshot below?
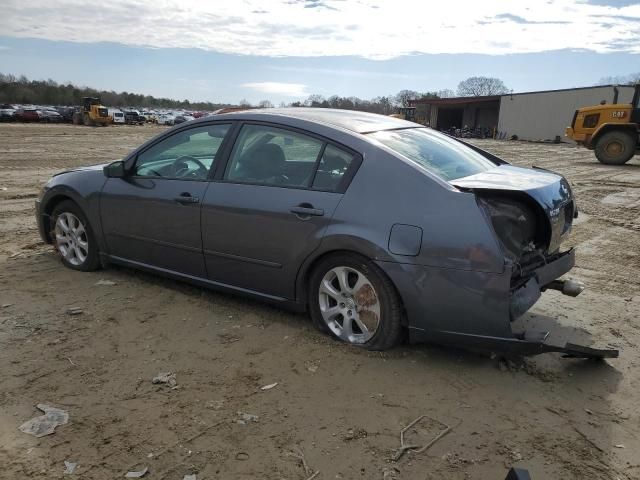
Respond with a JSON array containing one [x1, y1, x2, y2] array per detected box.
[[35, 109, 617, 357]]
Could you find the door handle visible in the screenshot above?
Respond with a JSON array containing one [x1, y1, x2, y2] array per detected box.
[[174, 192, 200, 204], [290, 204, 324, 217]]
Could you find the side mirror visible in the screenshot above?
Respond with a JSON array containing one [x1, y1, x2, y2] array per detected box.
[[103, 160, 126, 178]]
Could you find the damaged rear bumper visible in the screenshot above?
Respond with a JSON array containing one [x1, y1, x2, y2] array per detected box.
[[509, 248, 576, 319], [378, 249, 619, 359]]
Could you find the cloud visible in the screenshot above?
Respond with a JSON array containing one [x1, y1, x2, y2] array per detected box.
[[493, 13, 570, 24], [0, 46, 11, 50], [242, 82, 309, 96], [0, 0, 639, 58], [266, 65, 411, 79]]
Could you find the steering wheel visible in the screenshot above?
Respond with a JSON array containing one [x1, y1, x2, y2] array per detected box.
[[173, 155, 208, 178]]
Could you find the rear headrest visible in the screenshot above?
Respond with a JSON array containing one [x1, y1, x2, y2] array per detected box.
[[321, 151, 347, 171], [245, 143, 286, 177]]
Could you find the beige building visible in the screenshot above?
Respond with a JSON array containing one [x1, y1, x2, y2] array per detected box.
[[410, 85, 636, 142]]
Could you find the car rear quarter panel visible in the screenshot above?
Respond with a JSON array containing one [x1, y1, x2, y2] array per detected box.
[[309, 140, 511, 339]]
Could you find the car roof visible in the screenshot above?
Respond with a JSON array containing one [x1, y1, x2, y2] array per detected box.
[[206, 108, 419, 134]]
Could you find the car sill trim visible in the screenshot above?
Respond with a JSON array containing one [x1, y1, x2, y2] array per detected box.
[[106, 254, 287, 301]]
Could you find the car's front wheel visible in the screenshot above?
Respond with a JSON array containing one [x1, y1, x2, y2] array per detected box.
[[308, 253, 403, 351], [51, 200, 100, 271]]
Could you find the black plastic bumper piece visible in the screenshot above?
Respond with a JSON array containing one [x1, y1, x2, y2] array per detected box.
[[429, 330, 619, 359], [505, 467, 531, 480], [546, 342, 619, 359], [510, 338, 619, 359]]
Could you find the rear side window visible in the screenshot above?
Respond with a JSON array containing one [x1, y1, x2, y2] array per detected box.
[[369, 128, 496, 181], [225, 124, 323, 188], [312, 144, 354, 191]]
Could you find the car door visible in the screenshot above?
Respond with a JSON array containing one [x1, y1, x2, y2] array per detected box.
[[201, 123, 359, 299], [100, 123, 232, 277]]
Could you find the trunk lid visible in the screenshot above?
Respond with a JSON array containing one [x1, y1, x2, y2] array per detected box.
[[451, 165, 575, 253]]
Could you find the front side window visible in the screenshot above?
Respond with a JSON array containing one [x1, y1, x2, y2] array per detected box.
[[134, 124, 230, 180], [225, 125, 323, 188], [369, 128, 497, 181]]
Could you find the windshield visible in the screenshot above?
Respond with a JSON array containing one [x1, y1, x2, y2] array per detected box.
[[369, 128, 497, 181]]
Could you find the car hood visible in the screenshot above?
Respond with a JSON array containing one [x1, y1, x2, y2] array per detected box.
[[52, 162, 111, 177], [452, 165, 575, 253]]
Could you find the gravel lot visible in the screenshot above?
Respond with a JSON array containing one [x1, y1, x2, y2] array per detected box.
[[1, 123, 639, 479]]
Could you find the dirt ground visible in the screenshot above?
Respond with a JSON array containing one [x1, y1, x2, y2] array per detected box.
[[1, 123, 639, 480]]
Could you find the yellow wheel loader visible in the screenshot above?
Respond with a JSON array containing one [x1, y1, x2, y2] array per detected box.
[[565, 84, 640, 165], [72, 97, 111, 127]]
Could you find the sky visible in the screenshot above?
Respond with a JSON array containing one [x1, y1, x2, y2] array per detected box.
[[0, 0, 639, 104]]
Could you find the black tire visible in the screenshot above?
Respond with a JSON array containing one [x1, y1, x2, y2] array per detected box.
[[50, 200, 100, 271], [308, 253, 403, 351], [594, 130, 636, 165]]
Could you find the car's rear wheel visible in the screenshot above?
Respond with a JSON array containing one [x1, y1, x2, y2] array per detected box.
[[594, 130, 636, 165], [51, 201, 100, 271], [308, 253, 403, 351]]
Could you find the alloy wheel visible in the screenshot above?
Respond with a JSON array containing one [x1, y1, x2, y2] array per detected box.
[[54, 212, 89, 266], [318, 266, 381, 344]]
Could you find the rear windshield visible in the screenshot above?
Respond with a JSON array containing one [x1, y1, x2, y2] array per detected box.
[[368, 128, 497, 181]]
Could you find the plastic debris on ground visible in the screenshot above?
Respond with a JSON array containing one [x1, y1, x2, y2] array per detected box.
[[237, 412, 259, 424], [152, 372, 177, 388], [19, 404, 69, 437], [66, 307, 83, 316], [95, 279, 117, 286], [63, 461, 77, 474], [125, 466, 149, 478], [260, 382, 278, 391]]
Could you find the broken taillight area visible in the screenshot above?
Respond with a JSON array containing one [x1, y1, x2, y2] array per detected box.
[[477, 195, 547, 267], [477, 194, 567, 320]]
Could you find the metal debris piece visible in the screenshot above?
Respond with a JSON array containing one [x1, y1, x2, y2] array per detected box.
[[392, 415, 452, 462], [2, 303, 13, 308], [152, 372, 177, 388], [235, 452, 249, 461], [63, 461, 77, 474], [183, 475, 197, 480], [125, 467, 149, 478], [95, 279, 116, 286], [66, 307, 83, 316], [19, 404, 69, 437], [260, 382, 278, 391], [614, 444, 626, 449]]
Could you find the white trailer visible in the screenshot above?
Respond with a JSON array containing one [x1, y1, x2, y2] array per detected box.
[[108, 108, 125, 124]]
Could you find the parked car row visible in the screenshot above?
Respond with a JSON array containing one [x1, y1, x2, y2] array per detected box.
[[1, 105, 65, 123], [0, 103, 216, 126]]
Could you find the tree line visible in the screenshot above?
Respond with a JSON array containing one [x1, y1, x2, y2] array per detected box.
[[0, 72, 512, 111], [0, 73, 233, 110]]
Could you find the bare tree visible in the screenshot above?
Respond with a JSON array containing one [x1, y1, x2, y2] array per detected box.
[[258, 99, 274, 108], [457, 77, 509, 97], [394, 89, 420, 107], [239, 98, 251, 107], [437, 89, 456, 98], [596, 72, 640, 85], [304, 94, 326, 107]]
